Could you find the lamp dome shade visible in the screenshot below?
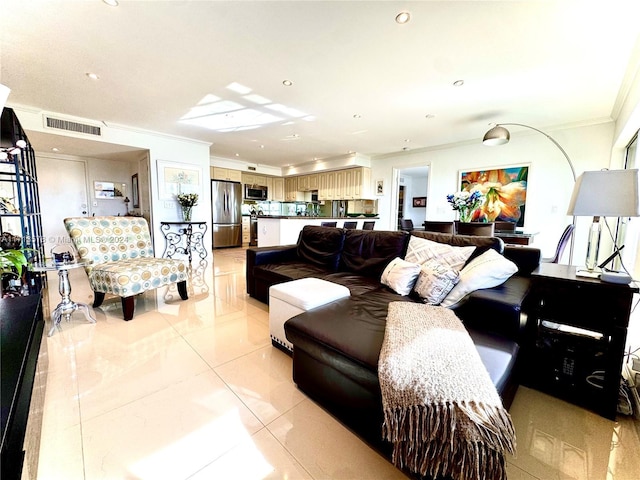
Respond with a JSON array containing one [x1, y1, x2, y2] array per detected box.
[[483, 125, 510, 146]]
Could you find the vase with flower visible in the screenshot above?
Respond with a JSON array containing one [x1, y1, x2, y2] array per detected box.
[[177, 193, 198, 222], [446, 190, 484, 222]]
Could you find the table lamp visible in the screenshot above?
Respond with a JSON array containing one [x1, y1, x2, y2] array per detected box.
[[567, 169, 639, 275]]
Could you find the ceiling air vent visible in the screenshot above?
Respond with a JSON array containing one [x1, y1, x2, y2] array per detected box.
[[44, 115, 102, 136]]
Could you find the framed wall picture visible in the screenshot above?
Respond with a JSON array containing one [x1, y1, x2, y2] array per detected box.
[[157, 160, 201, 200], [376, 179, 384, 195], [131, 173, 140, 208], [458, 163, 529, 226], [412, 196, 427, 207]]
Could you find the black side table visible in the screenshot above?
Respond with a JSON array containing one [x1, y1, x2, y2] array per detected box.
[[160, 221, 208, 263], [524, 263, 638, 419]]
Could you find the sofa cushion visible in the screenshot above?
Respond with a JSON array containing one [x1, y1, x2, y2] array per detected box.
[[380, 257, 421, 296], [441, 248, 518, 308], [297, 225, 346, 272], [253, 261, 332, 285], [285, 295, 520, 398], [322, 272, 387, 297], [339, 230, 409, 278]]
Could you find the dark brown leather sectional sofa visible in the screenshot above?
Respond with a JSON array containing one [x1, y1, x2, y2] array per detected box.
[[246, 225, 540, 455]]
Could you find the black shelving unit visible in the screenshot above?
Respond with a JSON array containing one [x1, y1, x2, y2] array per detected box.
[[1, 108, 45, 293], [524, 263, 638, 420]]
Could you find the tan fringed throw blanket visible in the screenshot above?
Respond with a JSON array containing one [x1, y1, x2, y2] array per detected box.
[[379, 302, 516, 480]]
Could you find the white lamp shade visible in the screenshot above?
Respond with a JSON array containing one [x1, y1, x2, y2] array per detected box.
[[568, 169, 640, 217]]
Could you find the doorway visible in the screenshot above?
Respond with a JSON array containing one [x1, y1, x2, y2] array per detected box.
[[37, 155, 89, 255], [397, 186, 405, 230], [393, 165, 430, 231]]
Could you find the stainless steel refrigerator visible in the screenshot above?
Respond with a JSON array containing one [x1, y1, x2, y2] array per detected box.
[[211, 180, 242, 248]]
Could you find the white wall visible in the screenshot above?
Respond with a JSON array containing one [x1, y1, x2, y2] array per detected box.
[[372, 122, 616, 265], [13, 107, 213, 255]]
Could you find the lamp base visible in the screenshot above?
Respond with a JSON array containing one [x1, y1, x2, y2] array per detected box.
[[585, 216, 601, 271], [576, 269, 601, 279]]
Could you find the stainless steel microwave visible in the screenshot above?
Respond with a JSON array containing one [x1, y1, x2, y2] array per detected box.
[[244, 184, 268, 201]]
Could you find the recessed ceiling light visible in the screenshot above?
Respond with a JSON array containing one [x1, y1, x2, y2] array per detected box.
[[425, 114, 436, 119], [402, 147, 410, 151], [404, 139, 410, 143], [259, 145, 265, 149], [235, 153, 240, 157], [51, 147, 59, 152], [353, 114, 362, 119], [102, 0, 119, 6], [453, 80, 464, 87], [395, 12, 411, 24], [86, 72, 99, 80], [282, 80, 293, 87]]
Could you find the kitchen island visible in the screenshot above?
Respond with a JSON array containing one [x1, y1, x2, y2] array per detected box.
[[257, 216, 379, 247]]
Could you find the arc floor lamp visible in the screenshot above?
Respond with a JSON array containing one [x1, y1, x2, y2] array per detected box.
[[482, 123, 577, 263]]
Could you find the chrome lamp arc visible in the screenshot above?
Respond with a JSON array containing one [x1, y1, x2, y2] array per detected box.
[[482, 123, 577, 263], [567, 169, 640, 272]]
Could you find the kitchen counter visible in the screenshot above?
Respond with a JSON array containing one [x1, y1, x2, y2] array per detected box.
[[256, 217, 379, 247]]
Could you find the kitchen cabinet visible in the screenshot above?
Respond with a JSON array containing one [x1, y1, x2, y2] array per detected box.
[[271, 178, 285, 201], [297, 175, 309, 192], [308, 174, 319, 191], [212, 167, 242, 182], [242, 173, 266, 186], [296, 174, 319, 192], [285, 177, 301, 201], [241, 216, 250, 246]]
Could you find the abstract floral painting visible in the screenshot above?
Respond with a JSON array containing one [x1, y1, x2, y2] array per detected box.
[[459, 164, 529, 226]]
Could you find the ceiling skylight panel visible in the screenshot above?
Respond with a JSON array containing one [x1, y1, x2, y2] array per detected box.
[[243, 94, 272, 105], [265, 104, 307, 118], [180, 100, 244, 120]]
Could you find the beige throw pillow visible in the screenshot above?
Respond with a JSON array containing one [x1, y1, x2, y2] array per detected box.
[[441, 249, 518, 308], [405, 235, 475, 270], [380, 257, 421, 296]]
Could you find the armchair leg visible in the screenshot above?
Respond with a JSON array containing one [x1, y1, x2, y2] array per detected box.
[[177, 280, 188, 300], [93, 292, 105, 308], [121, 296, 135, 321]]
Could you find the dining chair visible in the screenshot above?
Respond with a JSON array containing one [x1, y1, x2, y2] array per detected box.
[[400, 219, 414, 232], [321, 221, 337, 227], [456, 222, 495, 236], [542, 224, 575, 263], [362, 221, 375, 230], [494, 221, 517, 232], [423, 220, 455, 234], [343, 221, 357, 229]]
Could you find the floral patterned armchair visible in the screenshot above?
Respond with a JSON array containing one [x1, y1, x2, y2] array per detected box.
[[64, 216, 188, 320]]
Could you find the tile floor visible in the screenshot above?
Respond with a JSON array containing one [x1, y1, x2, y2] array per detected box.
[[34, 248, 640, 479]]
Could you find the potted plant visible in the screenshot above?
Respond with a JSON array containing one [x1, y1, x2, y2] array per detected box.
[[0, 247, 31, 297]]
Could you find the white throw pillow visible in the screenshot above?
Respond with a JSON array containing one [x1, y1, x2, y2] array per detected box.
[[380, 257, 421, 296], [405, 235, 475, 270], [413, 260, 460, 305], [440, 249, 518, 308]]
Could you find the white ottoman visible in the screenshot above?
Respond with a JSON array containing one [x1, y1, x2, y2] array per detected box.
[[269, 278, 350, 354]]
